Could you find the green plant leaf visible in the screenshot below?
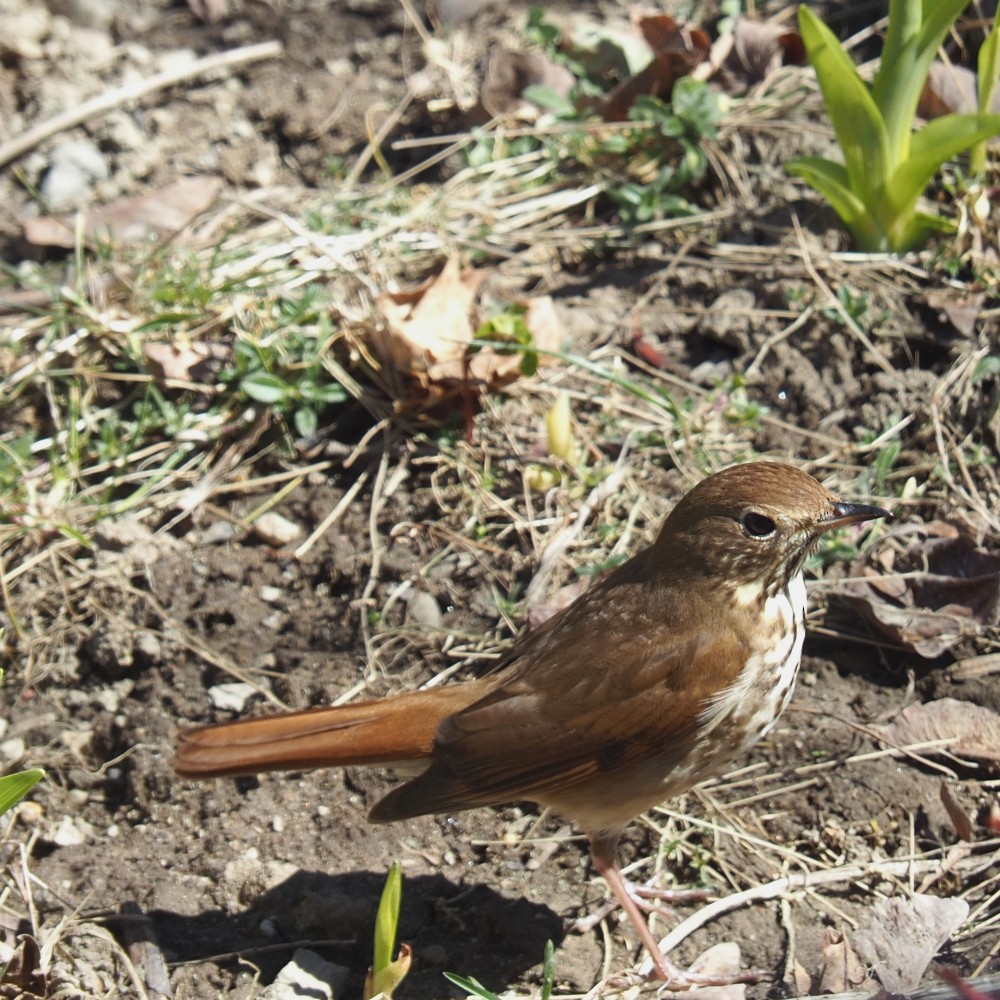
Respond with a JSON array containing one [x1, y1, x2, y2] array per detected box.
[[798, 5, 890, 197], [786, 156, 884, 246], [442, 972, 502, 1000], [873, 0, 972, 160], [0, 769, 44, 816], [373, 862, 402, 976], [880, 112, 1000, 244], [240, 372, 289, 404], [979, 19, 1000, 115]]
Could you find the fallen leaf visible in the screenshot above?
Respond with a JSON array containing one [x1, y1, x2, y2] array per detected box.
[[882, 698, 1000, 765], [683, 942, 745, 1000], [940, 780, 974, 841], [371, 258, 563, 395], [918, 61, 1000, 118], [839, 527, 1000, 658], [818, 927, 873, 994], [22, 176, 222, 249], [479, 48, 576, 119], [855, 894, 969, 995], [920, 289, 986, 338], [714, 16, 805, 92], [144, 341, 230, 384]]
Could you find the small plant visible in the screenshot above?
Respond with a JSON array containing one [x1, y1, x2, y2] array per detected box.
[[787, 0, 1000, 252], [474, 306, 539, 377], [364, 862, 411, 1000], [0, 669, 44, 819], [445, 940, 555, 1000]]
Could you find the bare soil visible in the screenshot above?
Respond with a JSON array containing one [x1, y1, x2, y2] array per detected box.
[[2, 1, 999, 998]]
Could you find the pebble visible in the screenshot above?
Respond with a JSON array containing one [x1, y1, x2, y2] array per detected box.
[[199, 521, 237, 545], [40, 137, 109, 211], [260, 585, 283, 605], [261, 949, 347, 1000], [253, 512, 303, 547], [134, 630, 162, 665], [207, 682, 257, 713], [0, 738, 26, 763], [406, 589, 442, 628], [271, 814, 285, 833], [52, 814, 93, 846]]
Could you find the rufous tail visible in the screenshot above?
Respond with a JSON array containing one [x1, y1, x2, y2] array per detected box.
[[173, 685, 477, 778]]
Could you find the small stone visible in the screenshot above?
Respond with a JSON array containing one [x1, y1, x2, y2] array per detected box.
[[259, 917, 278, 938], [199, 521, 237, 545], [52, 815, 94, 846], [253, 512, 303, 547], [406, 589, 441, 628], [271, 814, 285, 833], [260, 585, 283, 604], [40, 137, 109, 211], [134, 630, 162, 665], [93, 687, 122, 713], [208, 682, 257, 713], [0, 738, 26, 763], [260, 949, 347, 1000], [18, 801, 44, 826]]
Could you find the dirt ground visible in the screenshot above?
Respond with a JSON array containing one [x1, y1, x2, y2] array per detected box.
[[2, 1, 999, 998]]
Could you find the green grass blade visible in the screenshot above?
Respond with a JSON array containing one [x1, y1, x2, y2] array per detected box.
[[786, 156, 885, 249], [881, 113, 1000, 237], [971, 19, 1000, 173], [0, 769, 45, 815], [373, 862, 402, 976], [797, 6, 890, 198], [873, 0, 971, 159]]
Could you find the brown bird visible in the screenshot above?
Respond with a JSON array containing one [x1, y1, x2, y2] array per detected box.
[[175, 462, 889, 983]]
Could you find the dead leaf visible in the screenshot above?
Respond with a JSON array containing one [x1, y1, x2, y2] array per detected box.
[[919, 62, 998, 118], [839, 527, 1000, 658], [22, 176, 222, 249], [371, 258, 563, 395], [940, 780, 974, 841], [855, 894, 969, 995], [882, 698, 1000, 765], [921, 289, 986, 338], [819, 927, 873, 994], [144, 341, 230, 384], [479, 48, 576, 119], [683, 942, 745, 1000], [788, 957, 811, 996], [716, 16, 805, 92], [598, 15, 710, 121]]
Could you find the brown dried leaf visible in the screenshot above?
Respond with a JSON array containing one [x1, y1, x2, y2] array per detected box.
[[939, 780, 974, 841], [855, 894, 968, 994], [599, 15, 709, 121], [883, 698, 1000, 765], [22, 176, 222, 249], [720, 16, 805, 91], [819, 927, 873, 995], [372, 259, 563, 395], [683, 942, 745, 1000], [920, 62, 980, 117], [479, 48, 576, 119], [144, 341, 230, 384], [839, 528, 1000, 658]]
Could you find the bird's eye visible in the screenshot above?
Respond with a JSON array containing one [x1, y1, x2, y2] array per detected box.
[[741, 511, 776, 537]]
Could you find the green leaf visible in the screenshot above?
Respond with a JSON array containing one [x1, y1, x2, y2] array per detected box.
[[293, 407, 317, 439], [240, 372, 289, 404], [873, 0, 971, 159], [442, 972, 502, 1000], [973, 356, 1000, 382], [0, 769, 44, 816], [786, 156, 883, 247], [373, 862, 402, 976], [798, 5, 890, 199], [881, 112, 1000, 245], [979, 20, 1000, 115]]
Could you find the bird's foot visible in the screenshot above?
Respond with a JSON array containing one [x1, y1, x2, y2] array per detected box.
[[607, 961, 771, 991], [571, 877, 713, 934]]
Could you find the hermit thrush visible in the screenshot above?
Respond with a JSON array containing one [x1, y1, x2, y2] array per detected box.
[[175, 462, 889, 983]]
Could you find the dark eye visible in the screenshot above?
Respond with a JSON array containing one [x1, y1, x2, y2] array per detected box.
[[741, 511, 776, 537]]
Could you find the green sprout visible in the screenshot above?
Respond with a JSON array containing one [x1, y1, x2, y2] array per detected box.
[[787, 0, 1000, 252]]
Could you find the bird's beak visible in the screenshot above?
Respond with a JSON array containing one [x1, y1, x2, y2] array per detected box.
[[821, 501, 892, 529]]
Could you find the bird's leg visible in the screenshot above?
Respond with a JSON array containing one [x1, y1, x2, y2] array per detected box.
[[588, 832, 768, 988]]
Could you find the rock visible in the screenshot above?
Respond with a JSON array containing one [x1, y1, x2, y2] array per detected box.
[[260, 949, 348, 1000], [406, 588, 442, 628], [40, 137, 109, 211], [253, 512, 303, 547], [207, 682, 257, 713]]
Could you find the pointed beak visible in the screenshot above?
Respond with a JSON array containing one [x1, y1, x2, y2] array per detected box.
[[821, 500, 892, 530]]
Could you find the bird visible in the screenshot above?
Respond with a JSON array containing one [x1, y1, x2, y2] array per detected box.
[[174, 462, 889, 984]]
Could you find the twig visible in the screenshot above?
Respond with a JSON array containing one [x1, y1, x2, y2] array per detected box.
[[641, 858, 952, 976], [0, 41, 283, 169]]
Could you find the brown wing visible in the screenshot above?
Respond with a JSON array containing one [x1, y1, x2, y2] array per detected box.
[[370, 553, 749, 828]]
